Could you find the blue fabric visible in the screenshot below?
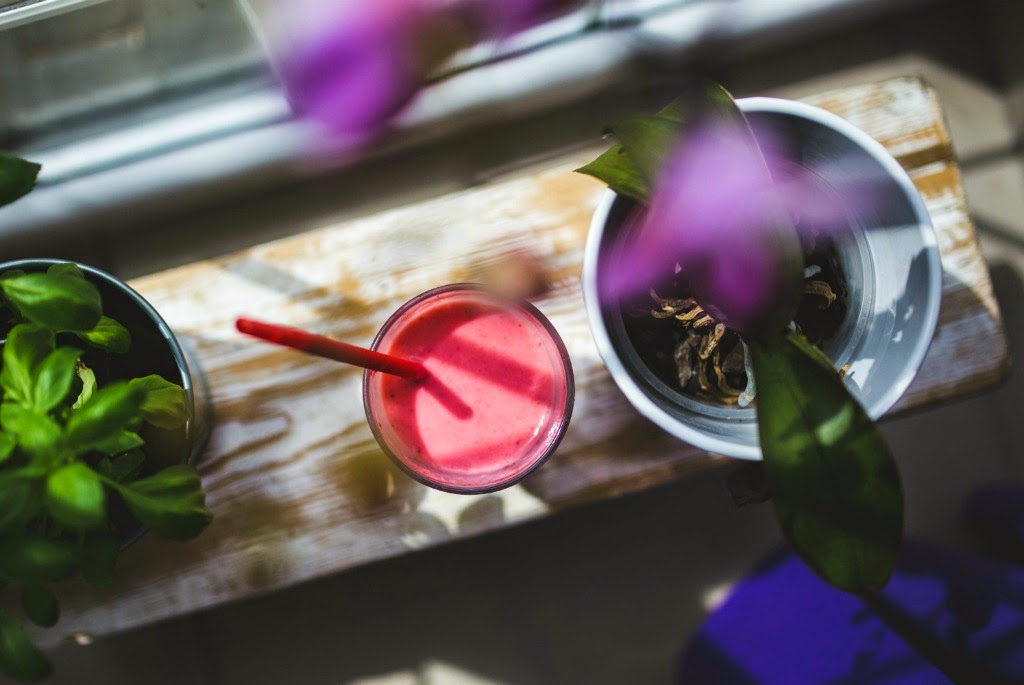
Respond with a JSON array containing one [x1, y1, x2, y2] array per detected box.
[[678, 541, 1024, 684]]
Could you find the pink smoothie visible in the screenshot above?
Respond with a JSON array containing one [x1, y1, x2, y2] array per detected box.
[[364, 286, 573, 493]]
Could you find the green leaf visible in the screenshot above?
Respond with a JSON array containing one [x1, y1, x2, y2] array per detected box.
[[0, 432, 14, 463], [0, 472, 41, 531], [75, 315, 131, 354], [64, 381, 143, 454], [72, 364, 97, 410], [0, 325, 54, 407], [0, 538, 77, 583], [21, 585, 58, 628], [0, 611, 51, 682], [45, 263, 83, 280], [1, 403, 60, 458], [611, 115, 686, 186], [575, 144, 650, 202], [32, 347, 82, 413], [0, 272, 102, 332], [574, 83, 744, 201], [97, 449, 145, 483], [79, 535, 120, 589], [130, 375, 188, 429], [46, 463, 106, 529], [110, 464, 211, 540], [0, 153, 41, 209], [93, 430, 144, 456], [751, 332, 903, 594]]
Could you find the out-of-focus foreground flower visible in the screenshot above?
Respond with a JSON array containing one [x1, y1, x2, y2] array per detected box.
[[274, 0, 587, 141], [608, 122, 805, 338]]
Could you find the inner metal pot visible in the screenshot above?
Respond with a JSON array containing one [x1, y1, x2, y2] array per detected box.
[[582, 97, 942, 460]]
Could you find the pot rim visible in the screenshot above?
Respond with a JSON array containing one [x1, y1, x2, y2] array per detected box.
[[581, 97, 943, 460]]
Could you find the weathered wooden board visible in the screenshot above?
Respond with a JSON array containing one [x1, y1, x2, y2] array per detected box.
[[41, 76, 1008, 646]]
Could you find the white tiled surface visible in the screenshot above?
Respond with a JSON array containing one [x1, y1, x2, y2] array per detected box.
[[13, 0, 1024, 683]]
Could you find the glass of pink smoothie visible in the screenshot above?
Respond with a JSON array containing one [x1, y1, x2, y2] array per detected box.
[[363, 284, 574, 494]]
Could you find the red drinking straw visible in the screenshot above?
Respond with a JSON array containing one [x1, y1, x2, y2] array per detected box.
[[236, 318, 428, 380]]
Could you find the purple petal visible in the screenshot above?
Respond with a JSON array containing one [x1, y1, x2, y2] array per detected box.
[[607, 123, 800, 334], [276, 0, 439, 140]]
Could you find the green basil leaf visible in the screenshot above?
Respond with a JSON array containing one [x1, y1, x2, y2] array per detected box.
[[0, 153, 41, 208], [20, 585, 58, 628], [32, 347, 82, 413], [72, 364, 97, 410], [0, 272, 102, 332], [129, 375, 188, 429], [0, 432, 14, 463], [0, 538, 77, 583], [64, 381, 143, 454], [97, 449, 145, 483], [0, 403, 60, 458], [0, 472, 41, 531], [111, 464, 211, 540], [93, 430, 144, 456], [46, 463, 106, 530], [75, 315, 131, 354], [79, 534, 120, 589], [751, 332, 903, 594], [45, 263, 84, 280], [0, 611, 51, 682], [0, 324, 53, 407]]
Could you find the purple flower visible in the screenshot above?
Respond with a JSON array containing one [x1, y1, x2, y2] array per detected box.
[[607, 122, 805, 337], [275, 0, 465, 141], [274, 0, 588, 141]]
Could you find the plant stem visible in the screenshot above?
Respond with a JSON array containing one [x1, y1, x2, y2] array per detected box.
[[863, 591, 1015, 684]]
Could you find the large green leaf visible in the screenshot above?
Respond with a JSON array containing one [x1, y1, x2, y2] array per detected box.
[[32, 347, 82, 413], [0, 611, 50, 682], [75, 315, 131, 354], [0, 325, 54, 407], [130, 375, 189, 429], [751, 331, 903, 594], [0, 538, 77, 583], [610, 116, 685, 186], [0, 153, 41, 209], [46, 463, 106, 529], [109, 464, 212, 540], [574, 82, 744, 201], [0, 272, 102, 332], [21, 585, 59, 629], [64, 381, 143, 454]]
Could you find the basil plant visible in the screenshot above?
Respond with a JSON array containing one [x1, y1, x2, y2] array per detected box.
[[0, 153, 212, 681]]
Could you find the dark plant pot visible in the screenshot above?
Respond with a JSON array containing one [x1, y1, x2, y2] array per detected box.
[[0, 258, 210, 542], [582, 98, 942, 460]]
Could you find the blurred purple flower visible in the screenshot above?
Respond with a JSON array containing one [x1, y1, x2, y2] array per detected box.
[[606, 122, 852, 337], [274, 0, 588, 142], [276, 0, 462, 140]]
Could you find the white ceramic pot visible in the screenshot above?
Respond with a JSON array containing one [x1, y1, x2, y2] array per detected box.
[[582, 98, 942, 460]]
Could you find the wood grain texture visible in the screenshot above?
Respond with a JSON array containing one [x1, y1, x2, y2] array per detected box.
[[40, 76, 1008, 646]]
